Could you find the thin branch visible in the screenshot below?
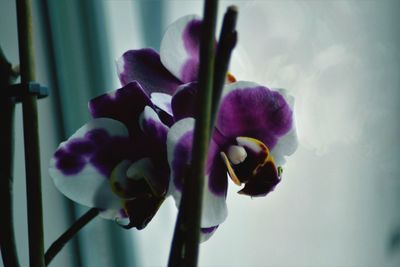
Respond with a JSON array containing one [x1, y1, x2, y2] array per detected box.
[[45, 208, 99, 266]]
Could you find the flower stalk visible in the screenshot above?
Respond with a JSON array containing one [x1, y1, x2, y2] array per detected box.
[[210, 5, 238, 128], [45, 208, 99, 266], [180, 0, 218, 262], [0, 46, 20, 267], [168, 0, 238, 266], [16, 0, 45, 266]]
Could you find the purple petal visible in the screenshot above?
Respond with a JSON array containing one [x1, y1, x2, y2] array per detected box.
[[160, 15, 202, 83], [54, 130, 140, 178], [139, 107, 171, 190], [217, 82, 293, 150], [171, 130, 193, 191], [49, 118, 131, 210], [171, 82, 198, 121], [117, 49, 181, 95], [88, 82, 153, 137], [167, 118, 228, 227], [88, 135, 139, 177], [140, 106, 169, 145], [206, 141, 228, 197]]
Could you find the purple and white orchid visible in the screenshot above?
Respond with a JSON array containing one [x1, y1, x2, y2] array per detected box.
[[167, 81, 297, 241], [49, 14, 205, 230], [49, 81, 171, 229], [49, 14, 298, 241]]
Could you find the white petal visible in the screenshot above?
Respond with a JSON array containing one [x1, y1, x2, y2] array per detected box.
[[200, 226, 219, 243], [150, 93, 173, 115], [99, 208, 128, 223], [49, 118, 128, 210], [160, 15, 201, 83], [271, 121, 298, 166], [221, 80, 261, 97], [273, 87, 295, 108], [270, 88, 298, 166], [201, 175, 228, 228]]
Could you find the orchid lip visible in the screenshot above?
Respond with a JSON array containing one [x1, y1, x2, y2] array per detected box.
[[221, 136, 280, 197]]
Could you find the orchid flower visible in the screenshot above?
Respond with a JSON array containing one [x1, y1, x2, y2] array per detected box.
[[167, 81, 298, 241], [49, 81, 171, 229], [49, 13, 298, 242], [48, 15, 205, 230]]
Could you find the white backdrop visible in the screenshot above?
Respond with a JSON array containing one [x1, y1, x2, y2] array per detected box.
[[103, 1, 400, 266]]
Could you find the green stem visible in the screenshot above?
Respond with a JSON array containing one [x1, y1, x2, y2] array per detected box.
[[210, 6, 238, 128], [0, 47, 20, 267], [167, 207, 186, 267], [168, 0, 218, 266], [45, 208, 99, 266], [16, 0, 45, 267]]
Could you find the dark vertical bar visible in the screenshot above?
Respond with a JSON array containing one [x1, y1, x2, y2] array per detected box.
[[182, 0, 218, 264], [210, 6, 237, 128], [0, 47, 20, 267], [168, 0, 218, 266], [16, 0, 45, 266]]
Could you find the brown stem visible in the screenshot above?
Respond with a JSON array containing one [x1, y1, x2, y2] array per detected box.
[[45, 208, 99, 266]]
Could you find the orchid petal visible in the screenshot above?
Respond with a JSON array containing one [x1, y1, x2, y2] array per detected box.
[[49, 118, 131, 210], [270, 88, 298, 166], [217, 81, 293, 150], [149, 92, 174, 126], [200, 226, 219, 242], [123, 195, 164, 230], [150, 93, 173, 116], [139, 106, 170, 191], [160, 15, 202, 83], [117, 48, 181, 95], [99, 208, 128, 222], [171, 82, 198, 121], [167, 118, 228, 227], [110, 158, 166, 199], [89, 82, 153, 137], [140, 106, 169, 145], [109, 158, 167, 230], [271, 125, 298, 166]]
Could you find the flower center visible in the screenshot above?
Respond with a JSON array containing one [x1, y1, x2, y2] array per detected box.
[[227, 145, 247, 165], [220, 136, 281, 197]]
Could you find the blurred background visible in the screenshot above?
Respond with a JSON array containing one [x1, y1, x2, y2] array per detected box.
[[1, 0, 400, 266]]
